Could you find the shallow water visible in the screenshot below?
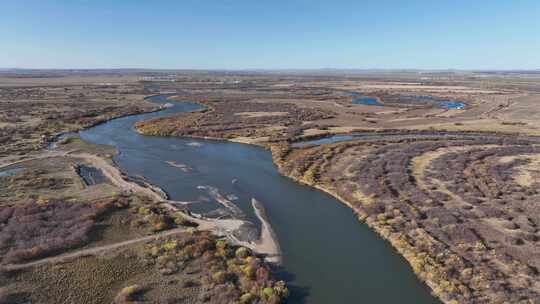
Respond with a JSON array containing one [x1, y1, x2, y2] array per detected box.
[[405, 95, 465, 109], [79, 94, 438, 304], [347, 91, 465, 109], [438, 100, 465, 109], [352, 96, 382, 106]]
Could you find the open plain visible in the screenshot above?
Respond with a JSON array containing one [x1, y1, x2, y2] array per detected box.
[[1, 70, 540, 303]]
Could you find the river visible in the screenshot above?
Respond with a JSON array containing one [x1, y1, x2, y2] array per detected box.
[[79, 94, 439, 304]]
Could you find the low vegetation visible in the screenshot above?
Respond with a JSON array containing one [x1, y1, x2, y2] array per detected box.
[[135, 98, 334, 142], [0, 198, 125, 264], [2, 71, 540, 303], [141, 233, 288, 304], [276, 132, 540, 303], [0, 84, 156, 158]]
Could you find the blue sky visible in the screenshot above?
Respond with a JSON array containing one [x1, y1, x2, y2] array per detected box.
[[1, 0, 539, 69]]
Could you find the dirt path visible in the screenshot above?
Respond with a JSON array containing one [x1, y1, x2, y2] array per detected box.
[[1, 228, 186, 271]]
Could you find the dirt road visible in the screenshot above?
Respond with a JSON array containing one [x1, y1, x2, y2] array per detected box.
[[1, 228, 186, 271]]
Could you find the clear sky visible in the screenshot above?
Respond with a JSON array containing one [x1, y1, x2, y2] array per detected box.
[[1, 0, 539, 70]]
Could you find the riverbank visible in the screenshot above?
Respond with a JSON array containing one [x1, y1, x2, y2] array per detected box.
[[270, 154, 447, 301], [86, 84, 539, 303], [1, 135, 288, 304], [91, 94, 438, 303], [133, 105, 449, 302], [135, 124, 446, 302], [135, 116, 540, 304], [4, 92, 283, 266], [273, 135, 540, 303], [72, 150, 283, 263]]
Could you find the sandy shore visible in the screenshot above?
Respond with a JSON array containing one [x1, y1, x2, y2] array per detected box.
[[251, 198, 282, 264]]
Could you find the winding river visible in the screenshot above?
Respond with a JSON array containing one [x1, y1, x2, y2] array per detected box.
[[79, 95, 438, 304]]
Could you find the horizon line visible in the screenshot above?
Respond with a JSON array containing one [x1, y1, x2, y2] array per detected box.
[[1, 67, 539, 73]]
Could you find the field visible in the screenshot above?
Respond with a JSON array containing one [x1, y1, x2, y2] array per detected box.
[[274, 132, 540, 303], [1, 70, 540, 303]]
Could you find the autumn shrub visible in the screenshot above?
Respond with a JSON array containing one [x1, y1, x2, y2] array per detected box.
[[0, 199, 116, 263], [148, 214, 173, 232], [235, 247, 250, 259], [239, 292, 256, 303], [114, 284, 144, 304], [0, 287, 10, 304], [173, 214, 199, 227], [145, 234, 289, 303]]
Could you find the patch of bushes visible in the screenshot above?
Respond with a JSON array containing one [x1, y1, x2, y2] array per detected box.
[[0, 198, 121, 263], [0, 287, 11, 304], [129, 205, 178, 232], [114, 284, 145, 304], [144, 234, 288, 303]]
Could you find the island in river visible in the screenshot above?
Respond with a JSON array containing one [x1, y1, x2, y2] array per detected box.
[[1, 70, 540, 304]]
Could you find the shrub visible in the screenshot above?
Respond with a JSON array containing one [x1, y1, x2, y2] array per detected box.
[[114, 284, 144, 304], [148, 214, 173, 232], [235, 247, 250, 259], [0, 287, 11, 304], [273, 281, 289, 298], [256, 267, 270, 285], [0, 199, 113, 263], [212, 271, 235, 284], [239, 292, 256, 303], [242, 265, 256, 278], [162, 241, 178, 251], [144, 233, 288, 303], [261, 287, 275, 300], [173, 214, 198, 227]]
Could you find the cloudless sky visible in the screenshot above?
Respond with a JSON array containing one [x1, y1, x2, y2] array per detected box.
[[1, 0, 539, 69]]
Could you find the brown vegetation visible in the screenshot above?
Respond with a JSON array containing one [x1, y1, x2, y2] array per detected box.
[[136, 98, 333, 142], [0, 84, 156, 157], [0, 198, 124, 264], [142, 233, 288, 304], [275, 132, 540, 303], [2, 71, 540, 304]]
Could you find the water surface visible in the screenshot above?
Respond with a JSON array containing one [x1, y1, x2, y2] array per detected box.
[[79, 94, 438, 304], [347, 91, 465, 109], [352, 96, 382, 106]]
